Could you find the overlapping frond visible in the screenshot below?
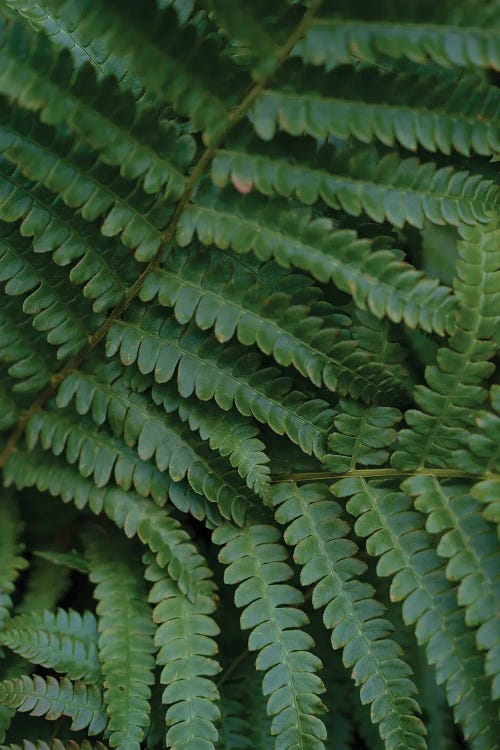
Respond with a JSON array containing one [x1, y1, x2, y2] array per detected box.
[[335, 478, 500, 750], [393, 220, 499, 470], [0, 675, 107, 734], [0, 609, 100, 682], [145, 552, 221, 750], [405, 475, 500, 701], [141, 244, 408, 399], [271, 481, 426, 750], [0, 741, 106, 750], [106, 305, 337, 458], [179, 187, 457, 335], [84, 527, 155, 750], [214, 521, 328, 750]]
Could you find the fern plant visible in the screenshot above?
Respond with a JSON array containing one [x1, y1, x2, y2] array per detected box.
[[0, 0, 498, 748]]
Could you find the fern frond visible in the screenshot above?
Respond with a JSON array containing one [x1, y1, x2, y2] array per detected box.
[[0, 101, 168, 261], [271, 481, 426, 750], [0, 495, 27, 629], [0, 298, 53, 392], [0, 674, 107, 734], [393, 220, 499, 471], [0, 223, 96, 356], [179, 187, 457, 335], [0, 608, 100, 682], [145, 552, 221, 750], [14, 0, 245, 140], [0, 380, 19, 430], [56, 365, 250, 523], [0, 18, 194, 195], [15, 556, 71, 613], [294, 19, 500, 71], [405, 475, 500, 701], [106, 306, 337, 458], [214, 521, 328, 750], [0, 159, 131, 312], [323, 400, 401, 473], [152, 381, 271, 497], [141, 244, 408, 399], [453, 385, 500, 477], [253, 65, 500, 156], [84, 527, 155, 750], [212, 141, 499, 228], [336, 478, 500, 750], [472, 478, 500, 532], [0, 741, 106, 750], [216, 675, 254, 750]]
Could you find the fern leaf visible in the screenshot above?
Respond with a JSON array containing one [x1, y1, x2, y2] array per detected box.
[[212, 141, 499, 228], [0, 159, 131, 313], [106, 306, 337, 459], [253, 66, 500, 156], [335, 478, 500, 750], [84, 527, 156, 750], [271, 481, 427, 750], [15, 556, 71, 613], [323, 399, 401, 473], [0, 495, 27, 629], [393, 220, 499, 471], [141, 244, 408, 399], [56, 365, 250, 524], [0, 101, 168, 261], [452, 385, 500, 476], [0, 742, 106, 750], [179, 187, 456, 335], [216, 676, 254, 750], [405, 475, 500, 701], [145, 552, 221, 750], [0, 674, 107, 734], [294, 19, 500, 71], [0, 223, 96, 357], [0, 18, 194, 195], [152, 381, 271, 497], [0, 298, 53, 392], [214, 521, 328, 750], [0, 608, 100, 682]]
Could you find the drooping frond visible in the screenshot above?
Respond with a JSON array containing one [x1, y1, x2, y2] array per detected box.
[[393, 220, 499, 470], [213, 521, 328, 750], [0, 675, 107, 734], [178, 186, 457, 335], [84, 527, 156, 750], [0, 495, 27, 629], [253, 65, 500, 156], [4, 446, 214, 600], [212, 138, 499, 229], [0, 609, 100, 682], [335, 478, 500, 750], [15, 556, 71, 613], [293, 18, 500, 71], [405, 475, 500, 701], [271, 481, 426, 750], [140, 244, 408, 399], [145, 552, 221, 750], [106, 306, 337, 458]]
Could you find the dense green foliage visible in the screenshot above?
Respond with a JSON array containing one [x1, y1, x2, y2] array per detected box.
[[0, 1, 498, 749]]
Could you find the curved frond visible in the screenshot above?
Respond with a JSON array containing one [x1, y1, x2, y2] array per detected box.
[[214, 521, 328, 750], [84, 528, 156, 750], [271, 481, 426, 750], [141, 244, 408, 399], [106, 305, 337, 458], [0, 608, 100, 682], [405, 475, 500, 701], [335, 478, 500, 750], [253, 65, 500, 156], [212, 141, 499, 228], [56, 365, 250, 524], [0, 674, 107, 734], [145, 552, 221, 750], [15, 556, 71, 613], [179, 187, 457, 335], [294, 19, 500, 71], [393, 220, 499, 471]]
